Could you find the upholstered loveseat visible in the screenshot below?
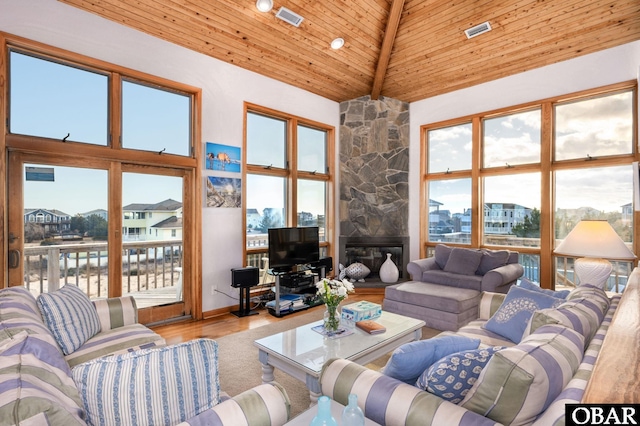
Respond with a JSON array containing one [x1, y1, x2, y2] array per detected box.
[[384, 244, 524, 330], [0, 285, 290, 425], [321, 280, 623, 426], [406, 244, 524, 293]]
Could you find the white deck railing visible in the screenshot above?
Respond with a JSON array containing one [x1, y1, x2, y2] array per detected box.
[[23, 240, 183, 298]]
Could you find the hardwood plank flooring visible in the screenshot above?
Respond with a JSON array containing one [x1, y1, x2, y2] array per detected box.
[[151, 292, 384, 345]]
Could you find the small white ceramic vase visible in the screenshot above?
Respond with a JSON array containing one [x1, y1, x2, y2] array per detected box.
[[379, 253, 399, 283]]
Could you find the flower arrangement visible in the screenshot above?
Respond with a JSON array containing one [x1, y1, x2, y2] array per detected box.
[[316, 278, 355, 333]]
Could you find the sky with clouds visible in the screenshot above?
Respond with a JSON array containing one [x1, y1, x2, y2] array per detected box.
[[428, 91, 633, 216]]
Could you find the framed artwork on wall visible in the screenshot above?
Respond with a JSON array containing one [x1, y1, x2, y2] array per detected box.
[[206, 176, 241, 208], [205, 142, 241, 173]]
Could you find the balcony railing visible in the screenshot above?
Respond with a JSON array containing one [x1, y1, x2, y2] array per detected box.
[[23, 240, 183, 300]]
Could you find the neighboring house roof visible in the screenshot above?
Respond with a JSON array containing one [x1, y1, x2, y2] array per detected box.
[[81, 209, 107, 216], [152, 216, 182, 229], [123, 198, 182, 212], [24, 208, 71, 217], [247, 208, 260, 215], [484, 203, 531, 210]]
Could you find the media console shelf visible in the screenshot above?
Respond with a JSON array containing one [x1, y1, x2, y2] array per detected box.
[[268, 265, 327, 317]]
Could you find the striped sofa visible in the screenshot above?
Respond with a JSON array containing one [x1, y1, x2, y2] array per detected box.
[[320, 285, 621, 426], [0, 286, 290, 426]]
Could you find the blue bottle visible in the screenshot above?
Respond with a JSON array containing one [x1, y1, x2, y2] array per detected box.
[[342, 393, 365, 426], [310, 395, 338, 426]]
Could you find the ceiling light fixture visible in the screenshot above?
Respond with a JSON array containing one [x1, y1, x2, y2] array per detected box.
[[331, 38, 345, 50], [256, 0, 273, 13]]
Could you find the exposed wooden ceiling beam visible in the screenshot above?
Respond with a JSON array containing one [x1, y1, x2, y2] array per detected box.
[[370, 0, 405, 100]]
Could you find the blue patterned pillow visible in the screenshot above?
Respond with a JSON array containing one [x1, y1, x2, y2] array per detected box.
[[37, 284, 101, 355], [382, 335, 480, 384], [72, 338, 220, 425], [416, 346, 505, 403], [482, 285, 564, 343], [519, 277, 570, 299]]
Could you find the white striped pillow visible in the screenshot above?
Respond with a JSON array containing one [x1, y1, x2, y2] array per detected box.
[[37, 284, 101, 355], [461, 324, 584, 426], [72, 338, 220, 426]]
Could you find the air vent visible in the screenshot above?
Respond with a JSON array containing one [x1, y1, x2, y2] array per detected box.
[[465, 21, 492, 39], [275, 7, 304, 27]]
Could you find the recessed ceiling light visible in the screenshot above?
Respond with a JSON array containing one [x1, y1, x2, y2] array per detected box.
[[256, 0, 273, 13], [331, 38, 345, 50]]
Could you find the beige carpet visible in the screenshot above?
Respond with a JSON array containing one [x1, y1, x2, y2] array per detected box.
[[215, 307, 439, 418]]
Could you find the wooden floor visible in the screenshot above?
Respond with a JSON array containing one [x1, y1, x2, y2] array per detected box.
[[151, 291, 385, 346]]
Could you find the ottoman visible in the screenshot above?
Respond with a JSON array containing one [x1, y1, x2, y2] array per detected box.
[[382, 281, 481, 331]]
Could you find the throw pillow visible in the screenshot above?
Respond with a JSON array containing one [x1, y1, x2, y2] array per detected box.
[[37, 284, 101, 355], [523, 296, 608, 346], [72, 338, 220, 426], [482, 285, 565, 343], [461, 325, 585, 426], [1, 331, 85, 425], [476, 249, 510, 275], [434, 244, 453, 269], [443, 248, 483, 276], [381, 335, 480, 384], [416, 346, 505, 403], [567, 284, 611, 311], [519, 277, 570, 299]]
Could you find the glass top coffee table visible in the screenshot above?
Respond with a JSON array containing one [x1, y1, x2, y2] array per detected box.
[[254, 311, 425, 404]]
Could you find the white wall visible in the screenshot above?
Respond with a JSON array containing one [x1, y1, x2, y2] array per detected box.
[[408, 41, 640, 261], [0, 0, 340, 312]]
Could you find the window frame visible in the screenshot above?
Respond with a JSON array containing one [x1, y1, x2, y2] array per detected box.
[[243, 103, 335, 268], [420, 81, 638, 289], [1, 34, 202, 321]]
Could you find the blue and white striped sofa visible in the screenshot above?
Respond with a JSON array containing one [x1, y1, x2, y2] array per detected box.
[[0, 286, 290, 426], [320, 285, 621, 426]]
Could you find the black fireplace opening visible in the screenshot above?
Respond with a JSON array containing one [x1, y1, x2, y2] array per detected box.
[[339, 236, 409, 282]]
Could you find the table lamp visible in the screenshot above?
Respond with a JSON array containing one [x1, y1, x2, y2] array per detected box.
[[554, 220, 636, 289]]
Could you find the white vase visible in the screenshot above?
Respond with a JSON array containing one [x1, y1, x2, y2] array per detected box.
[[379, 253, 399, 283]]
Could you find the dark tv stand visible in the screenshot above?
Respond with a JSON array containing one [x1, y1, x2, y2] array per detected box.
[[269, 266, 326, 317]]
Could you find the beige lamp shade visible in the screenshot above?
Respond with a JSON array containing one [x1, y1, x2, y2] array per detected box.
[[555, 220, 635, 289], [554, 220, 636, 260]]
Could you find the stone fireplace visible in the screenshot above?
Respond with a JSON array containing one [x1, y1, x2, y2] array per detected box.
[[339, 95, 410, 285]]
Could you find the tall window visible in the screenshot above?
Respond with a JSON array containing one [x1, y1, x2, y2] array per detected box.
[[5, 39, 199, 322], [244, 105, 334, 279], [421, 82, 636, 291]]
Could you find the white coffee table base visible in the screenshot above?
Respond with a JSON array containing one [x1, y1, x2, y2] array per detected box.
[[258, 351, 323, 404], [255, 312, 424, 405]]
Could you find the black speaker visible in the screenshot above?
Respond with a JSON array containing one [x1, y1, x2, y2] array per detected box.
[[230, 266, 260, 318], [231, 267, 260, 288], [315, 256, 333, 272]]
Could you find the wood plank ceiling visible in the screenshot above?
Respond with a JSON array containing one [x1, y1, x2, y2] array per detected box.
[[59, 0, 640, 103]]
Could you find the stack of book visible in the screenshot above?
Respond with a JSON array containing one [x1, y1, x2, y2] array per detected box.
[[266, 294, 306, 313]]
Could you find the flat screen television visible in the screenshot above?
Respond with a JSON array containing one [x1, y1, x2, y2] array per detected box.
[[268, 226, 320, 273]]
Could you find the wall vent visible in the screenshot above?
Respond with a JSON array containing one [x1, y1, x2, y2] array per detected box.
[[275, 7, 304, 27], [465, 21, 491, 39]]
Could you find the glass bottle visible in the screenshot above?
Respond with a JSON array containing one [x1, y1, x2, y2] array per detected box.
[[310, 395, 338, 426], [342, 393, 365, 426]]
